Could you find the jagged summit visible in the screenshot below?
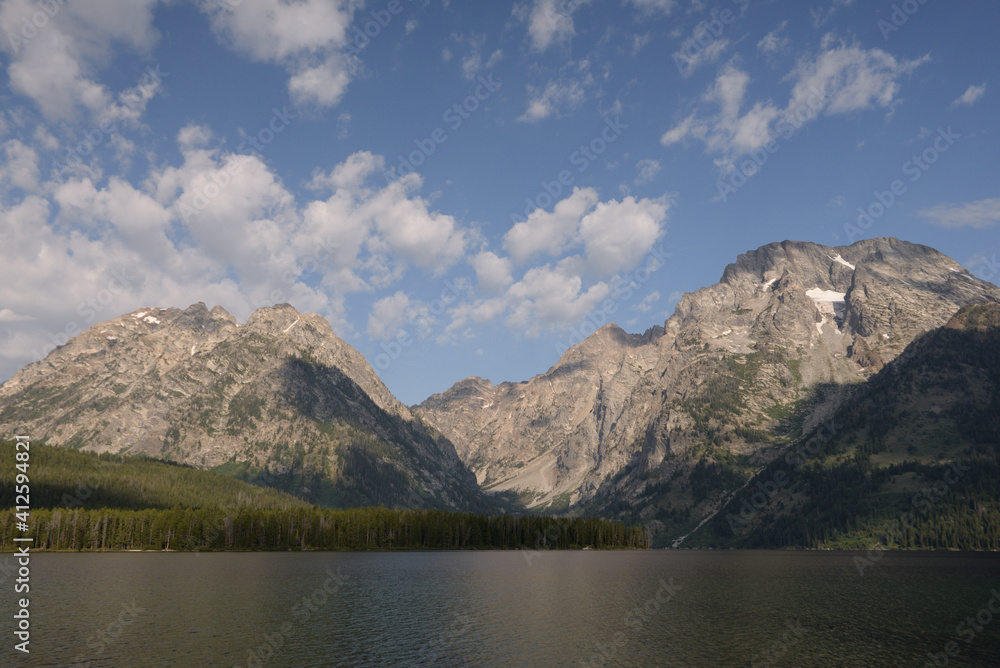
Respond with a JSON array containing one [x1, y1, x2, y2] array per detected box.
[[0, 302, 489, 511], [417, 238, 1000, 513]]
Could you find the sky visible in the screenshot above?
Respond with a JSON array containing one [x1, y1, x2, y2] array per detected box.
[[0, 0, 998, 406]]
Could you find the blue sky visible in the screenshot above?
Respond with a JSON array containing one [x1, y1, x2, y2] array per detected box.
[[0, 0, 998, 405]]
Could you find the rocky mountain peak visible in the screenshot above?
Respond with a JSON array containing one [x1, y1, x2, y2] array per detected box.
[[0, 301, 489, 511], [245, 302, 303, 333], [417, 237, 1000, 513]]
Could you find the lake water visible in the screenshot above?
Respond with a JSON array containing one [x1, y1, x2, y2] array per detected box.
[[16, 550, 1000, 666]]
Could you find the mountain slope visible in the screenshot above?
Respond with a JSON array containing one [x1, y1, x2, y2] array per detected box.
[[0, 439, 309, 511], [0, 303, 491, 511], [696, 301, 1000, 549], [417, 238, 1000, 532]]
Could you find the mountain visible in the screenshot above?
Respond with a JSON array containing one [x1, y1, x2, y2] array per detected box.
[[416, 238, 1000, 540], [697, 301, 1000, 550], [0, 303, 491, 511]]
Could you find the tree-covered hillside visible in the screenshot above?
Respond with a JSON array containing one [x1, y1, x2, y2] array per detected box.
[[694, 302, 1000, 550], [0, 441, 646, 551]]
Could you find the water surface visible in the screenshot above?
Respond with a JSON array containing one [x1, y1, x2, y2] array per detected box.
[[18, 550, 1000, 666]]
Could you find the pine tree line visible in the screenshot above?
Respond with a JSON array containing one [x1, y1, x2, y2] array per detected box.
[[0, 506, 648, 552]]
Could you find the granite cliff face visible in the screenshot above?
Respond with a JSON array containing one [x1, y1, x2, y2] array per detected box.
[[417, 238, 1000, 525], [0, 303, 488, 510]]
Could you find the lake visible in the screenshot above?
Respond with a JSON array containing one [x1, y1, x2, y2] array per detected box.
[[17, 550, 1000, 666]]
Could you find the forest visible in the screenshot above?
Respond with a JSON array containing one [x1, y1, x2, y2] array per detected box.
[[0, 441, 647, 551]]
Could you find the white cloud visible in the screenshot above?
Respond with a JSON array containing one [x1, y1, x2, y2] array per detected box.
[[362, 176, 469, 274], [0, 140, 40, 192], [660, 114, 698, 146], [198, 0, 360, 108], [0, 114, 493, 380], [55, 176, 175, 264], [367, 291, 417, 340], [443, 188, 668, 339], [758, 22, 789, 54], [632, 33, 651, 54], [579, 196, 668, 275], [634, 159, 661, 185], [633, 290, 661, 312], [518, 75, 590, 122], [177, 124, 214, 152], [516, 0, 589, 52], [485, 49, 504, 70], [674, 37, 730, 78], [662, 42, 927, 170], [456, 33, 502, 81], [0, 0, 163, 121], [471, 251, 514, 294], [309, 150, 384, 192], [811, 0, 855, 28], [288, 54, 355, 108], [950, 83, 986, 108], [917, 199, 1000, 229], [505, 262, 611, 335], [504, 187, 599, 263], [504, 188, 667, 275], [786, 43, 925, 119]]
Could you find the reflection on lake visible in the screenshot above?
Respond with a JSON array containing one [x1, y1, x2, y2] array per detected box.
[[21, 550, 1000, 666]]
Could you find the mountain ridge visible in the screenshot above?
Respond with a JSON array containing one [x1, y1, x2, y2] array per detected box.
[[416, 238, 1000, 530], [0, 302, 492, 511], [2, 236, 998, 542]]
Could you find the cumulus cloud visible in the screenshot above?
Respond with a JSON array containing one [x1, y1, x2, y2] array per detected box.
[[918, 199, 1000, 229], [361, 176, 469, 274], [0, 116, 483, 378], [579, 196, 668, 275], [367, 291, 417, 340], [0, 140, 40, 192], [0, 0, 163, 121], [504, 188, 668, 275], [442, 188, 669, 340], [505, 262, 611, 335], [198, 0, 360, 108], [471, 251, 514, 294], [504, 187, 598, 263]]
